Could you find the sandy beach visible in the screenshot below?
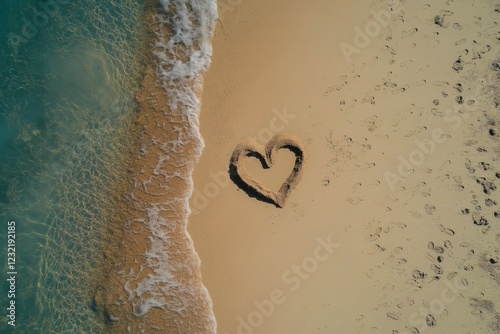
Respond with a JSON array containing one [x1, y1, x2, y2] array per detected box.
[[188, 0, 500, 333], [95, 1, 217, 333]]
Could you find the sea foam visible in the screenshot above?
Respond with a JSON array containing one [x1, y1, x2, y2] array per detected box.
[[116, 0, 218, 333]]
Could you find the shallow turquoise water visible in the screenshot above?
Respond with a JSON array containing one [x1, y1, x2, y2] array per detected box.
[[0, 1, 147, 332]]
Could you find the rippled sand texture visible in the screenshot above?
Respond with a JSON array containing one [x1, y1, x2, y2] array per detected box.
[[96, 1, 217, 333], [0, 0, 149, 332]]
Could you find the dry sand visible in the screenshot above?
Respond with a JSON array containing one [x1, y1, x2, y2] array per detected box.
[[189, 0, 500, 333]]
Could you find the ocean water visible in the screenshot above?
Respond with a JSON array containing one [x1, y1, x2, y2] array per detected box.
[[0, 0, 148, 332]]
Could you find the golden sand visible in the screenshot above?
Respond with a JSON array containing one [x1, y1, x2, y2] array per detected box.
[[229, 133, 305, 208], [189, 0, 500, 333]]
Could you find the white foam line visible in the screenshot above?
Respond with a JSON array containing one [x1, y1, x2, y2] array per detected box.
[[124, 0, 218, 332]]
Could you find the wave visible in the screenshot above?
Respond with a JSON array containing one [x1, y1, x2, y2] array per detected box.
[[97, 1, 218, 333]]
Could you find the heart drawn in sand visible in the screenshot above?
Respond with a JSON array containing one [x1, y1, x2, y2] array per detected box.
[[229, 133, 305, 207]]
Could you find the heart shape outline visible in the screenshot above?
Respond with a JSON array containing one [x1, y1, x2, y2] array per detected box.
[[229, 133, 305, 207]]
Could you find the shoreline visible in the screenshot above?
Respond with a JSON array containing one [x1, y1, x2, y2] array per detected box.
[[96, 1, 217, 333]]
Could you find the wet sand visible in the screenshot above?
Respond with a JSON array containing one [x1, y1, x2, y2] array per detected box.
[[96, 2, 216, 333]]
